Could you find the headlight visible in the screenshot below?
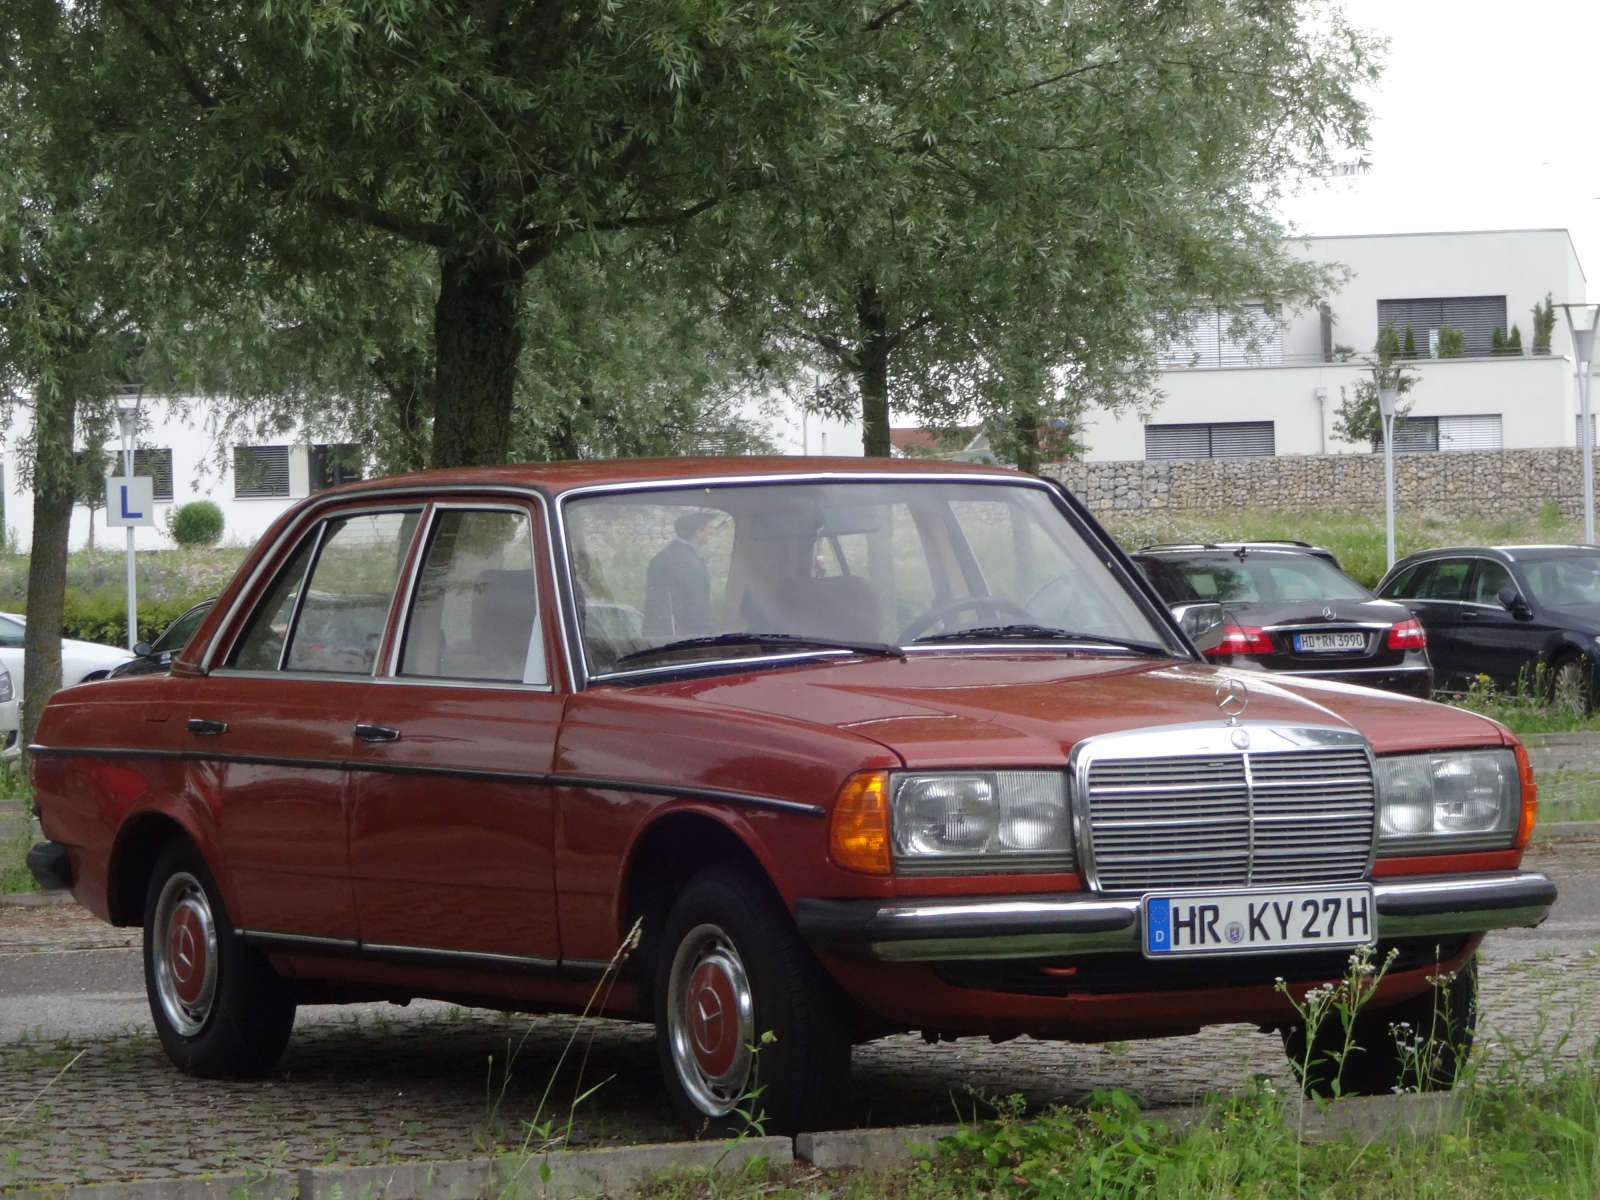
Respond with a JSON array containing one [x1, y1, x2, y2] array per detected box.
[[0, 666, 12, 703], [890, 771, 1072, 873], [1377, 750, 1521, 850]]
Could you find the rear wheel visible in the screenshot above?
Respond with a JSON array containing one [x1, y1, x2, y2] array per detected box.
[[1282, 958, 1476, 1096], [143, 839, 296, 1078], [655, 867, 852, 1135]]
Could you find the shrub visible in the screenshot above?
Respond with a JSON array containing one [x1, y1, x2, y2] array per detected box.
[[167, 501, 224, 546], [2, 595, 195, 647], [1436, 326, 1466, 357]]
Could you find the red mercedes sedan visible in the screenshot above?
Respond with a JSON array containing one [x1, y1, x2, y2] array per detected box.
[[28, 458, 1553, 1133]]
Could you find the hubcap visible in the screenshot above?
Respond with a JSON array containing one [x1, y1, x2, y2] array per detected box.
[[152, 872, 218, 1037], [667, 924, 755, 1117], [1556, 661, 1589, 715]]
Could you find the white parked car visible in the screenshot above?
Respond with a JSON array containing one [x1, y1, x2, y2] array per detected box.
[[0, 612, 133, 756]]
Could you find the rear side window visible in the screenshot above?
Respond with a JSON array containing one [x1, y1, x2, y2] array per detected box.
[[1410, 558, 1474, 602], [399, 508, 546, 685]]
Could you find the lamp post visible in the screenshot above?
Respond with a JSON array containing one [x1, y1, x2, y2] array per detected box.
[[1560, 304, 1600, 544], [1378, 383, 1398, 570], [114, 388, 142, 651]]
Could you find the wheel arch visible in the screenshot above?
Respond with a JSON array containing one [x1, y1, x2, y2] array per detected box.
[[108, 811, 198, 927]]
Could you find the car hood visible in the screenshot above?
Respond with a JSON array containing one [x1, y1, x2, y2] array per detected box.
[[1213, 597, 1411, 628], [662, 652, 1508, 768], [64, 638, 135, 662]]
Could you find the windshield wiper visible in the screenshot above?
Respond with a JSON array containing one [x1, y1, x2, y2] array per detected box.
[[612, 631, 904, 669], [912, 624, 1170, 656]]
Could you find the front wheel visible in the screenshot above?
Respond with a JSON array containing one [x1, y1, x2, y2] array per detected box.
[[1552, 655, 1593, 716], [143, 838, 296, 1078], [1283, 958, 1477, 1097], [654, 868, 852, 1135]]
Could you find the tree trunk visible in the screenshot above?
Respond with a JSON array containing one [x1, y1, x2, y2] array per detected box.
[[371, 348, 435, 475], [1012, 396, 1041, 475], [854, 281, 892, 458], [22, 384, 77, 753], [428, 252, 526, 469]]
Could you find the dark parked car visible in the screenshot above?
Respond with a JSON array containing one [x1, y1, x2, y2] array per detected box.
[[1377, 545, 1600, 708], [1132, 543, 1432, 698], [28, 461, 1550, 1133], [106, 600, 216, 679]]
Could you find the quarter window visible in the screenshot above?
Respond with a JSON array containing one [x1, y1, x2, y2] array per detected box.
[[399, 509, 546, 685], [285, 511, 422, 674]]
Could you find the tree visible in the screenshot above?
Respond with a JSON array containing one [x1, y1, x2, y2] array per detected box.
[[699, 0, 1379, 462], [68, 0, 866, 469], [1332, 327, 1419, 448], [1533, 293, 1556, 356]]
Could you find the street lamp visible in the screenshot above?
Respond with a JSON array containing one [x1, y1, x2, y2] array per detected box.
[[114, 387, 143, 651], [1378, 383, 1398, 570], [1560, 304, 1600, 544]]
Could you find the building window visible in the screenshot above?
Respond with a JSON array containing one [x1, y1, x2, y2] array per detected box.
[[1371, 417, 1439, 453], [1371, 415, 1503, 453], [1145, 421, 1275, 459], [134, 448, 175, 501], [1376, 297, 1507, 358], [1160, 305, 1284, 369], [234, 445, 291, 498], [311, 444, 363, 492]]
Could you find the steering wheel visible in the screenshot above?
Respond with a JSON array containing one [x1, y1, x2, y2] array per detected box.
[[898, 594, 1034, 643]]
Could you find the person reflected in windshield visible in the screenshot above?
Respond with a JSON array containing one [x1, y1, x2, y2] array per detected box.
[[643, 511, 720, 638]]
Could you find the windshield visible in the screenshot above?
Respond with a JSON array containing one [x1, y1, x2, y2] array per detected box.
[[1139, 552, 1370, 605], [564, 479, 1175, 675], [1520, 554, 1600, 609]]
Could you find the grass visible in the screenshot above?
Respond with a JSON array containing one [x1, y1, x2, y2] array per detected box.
[[1, 766, 36, 894], [0, 545, 247, 612], [1538, 772, 1600, 824], [1099, 501, 1580, 590]]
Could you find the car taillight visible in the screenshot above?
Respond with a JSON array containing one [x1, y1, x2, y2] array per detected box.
[[1386, 618, 1427, 650], [1203, 622, 1275, 657]]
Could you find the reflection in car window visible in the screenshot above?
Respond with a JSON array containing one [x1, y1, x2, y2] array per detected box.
[[230, 536, 318, 670], [284, 511, 421, 675], [400, 509, 546, 684], [1522, 555, 1600, 608], [565, 480, 1170, 674], [1411, 558, 1473, 602], [1471, 560, 1514, 606], [1139, 554, 1368, 604]]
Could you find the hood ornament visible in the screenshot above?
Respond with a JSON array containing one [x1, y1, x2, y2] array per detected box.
[[1215, 675, 1249, 728]]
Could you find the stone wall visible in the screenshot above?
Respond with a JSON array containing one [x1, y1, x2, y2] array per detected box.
[[1044, 448, 1597, 519]]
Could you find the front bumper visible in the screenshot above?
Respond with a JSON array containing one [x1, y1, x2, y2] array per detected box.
[[796, 871, 1555, 963]]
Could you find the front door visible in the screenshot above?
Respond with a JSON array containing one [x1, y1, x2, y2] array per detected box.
[[1455, 558, 1552, 692], [194, 507, 423, 942], [348, 504, 563, 965]]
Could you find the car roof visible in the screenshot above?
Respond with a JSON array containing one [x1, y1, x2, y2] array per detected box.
[[314, 455, 1023, 501], [1387, 544, 1600, 572]]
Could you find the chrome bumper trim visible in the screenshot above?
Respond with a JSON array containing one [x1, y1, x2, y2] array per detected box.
[[796, 871, 1555, 963]]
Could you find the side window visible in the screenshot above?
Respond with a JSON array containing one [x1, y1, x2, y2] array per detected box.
[[284, 511, 422, 675], [1378, 564, 1420, 599], [399, 509, 546, 685], [1417, 558, 1473, 602], [152, 603, 213, 656], [230, 535, 318, 670], [1471, 560, 1514, 606], [0, 616, 25, 648]]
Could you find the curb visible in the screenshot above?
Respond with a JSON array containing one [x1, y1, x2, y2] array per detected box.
[[796, 1126, 959, 1171], [0, 890, 71, 908], [1144, 1090, 1460, 1143], [1535, 821, 1600, 841]]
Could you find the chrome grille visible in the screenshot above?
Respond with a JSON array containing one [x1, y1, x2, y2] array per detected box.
[[1083, 738, 1375, 893]]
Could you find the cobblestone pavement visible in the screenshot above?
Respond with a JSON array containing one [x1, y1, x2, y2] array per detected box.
[[3, 840, 1597, 1191]]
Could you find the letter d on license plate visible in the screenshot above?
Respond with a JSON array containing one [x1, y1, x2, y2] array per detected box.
[[1143, 885, 1374, 957]]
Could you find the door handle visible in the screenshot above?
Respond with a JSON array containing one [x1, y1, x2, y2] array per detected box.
[[353, 724, 401, 744], [1460, 610, 1480, 620], [186, 718, 227, 735]]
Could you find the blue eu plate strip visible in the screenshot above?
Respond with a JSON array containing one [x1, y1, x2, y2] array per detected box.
[[1146, 898, 1171, 954]]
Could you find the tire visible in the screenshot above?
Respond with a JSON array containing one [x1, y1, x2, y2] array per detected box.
[[143, 838, 296, 1078], [654, 867, 852, 1136], [1551, 655, 1593, 717], [1282, 957, 1477, 1097]]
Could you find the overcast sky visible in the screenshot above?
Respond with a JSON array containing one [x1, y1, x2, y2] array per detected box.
[[1281, 0, 1600, 292]]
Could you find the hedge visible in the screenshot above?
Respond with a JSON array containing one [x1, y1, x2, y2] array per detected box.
[[1, 593, 196, 648]]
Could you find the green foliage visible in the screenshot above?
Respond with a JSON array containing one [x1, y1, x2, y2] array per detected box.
[[1, 594, 192, 647], [1402, 326, 1417, 358], [1533, 293, 1557, 355], [166, 501, 224, 547], [1492, 325, 1523, 356], [1436, 326, 1467, 357]]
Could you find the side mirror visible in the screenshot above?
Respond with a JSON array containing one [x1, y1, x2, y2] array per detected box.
[[1497, 587, 1532, 619], [133, 641, 153, 657], [1171, 602, 1227, 653]]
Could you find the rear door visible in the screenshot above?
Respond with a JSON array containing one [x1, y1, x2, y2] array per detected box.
[[347, 501, 564, 967], [189, 507, 422, 943]]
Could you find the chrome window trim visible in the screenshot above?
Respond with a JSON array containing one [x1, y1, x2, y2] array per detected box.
[[384, 499, 552, 688], [275, 520, 333, 672], [1068, 722, 1379, 893], [553, 470, 1171, 690]]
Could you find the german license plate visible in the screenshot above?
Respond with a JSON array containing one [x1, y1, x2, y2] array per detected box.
[[1143, 886, 1374, 957], [1293, 632, 1366, 653]]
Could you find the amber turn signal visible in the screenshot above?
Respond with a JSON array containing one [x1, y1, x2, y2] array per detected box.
[[1513, 742, 1539, 850], [830, 770, 892, 874]]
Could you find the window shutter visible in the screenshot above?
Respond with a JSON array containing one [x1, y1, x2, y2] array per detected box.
[[1438, 415, 1503, 451], [133, 448, 175, 501], [234, 446, 291, 498], [1145, 422, 1274, 459], [1145, 424, 1214, 458], [1377, 296, 1507, 357]]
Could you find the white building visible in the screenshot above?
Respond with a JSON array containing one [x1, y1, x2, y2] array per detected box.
[[1, 396, 358, 553], [1078, 228, 1592, 462]]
